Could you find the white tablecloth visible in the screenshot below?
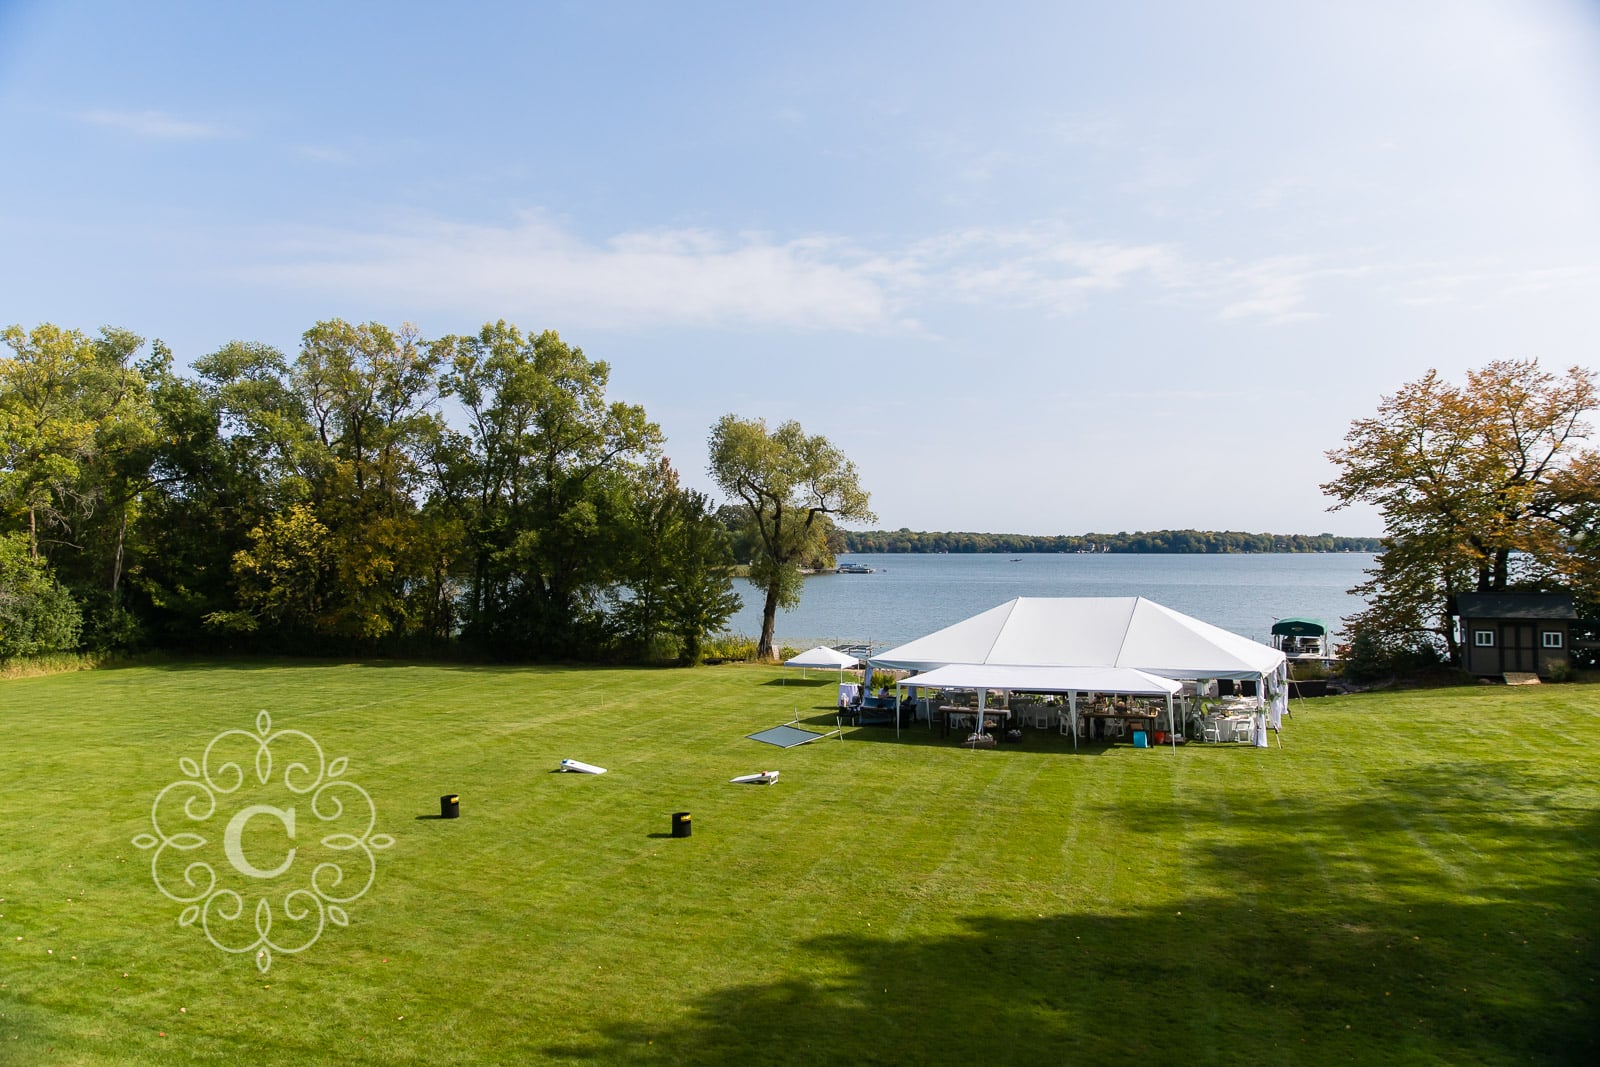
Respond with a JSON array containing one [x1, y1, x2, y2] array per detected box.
[[1221, 715, 1254, 742]]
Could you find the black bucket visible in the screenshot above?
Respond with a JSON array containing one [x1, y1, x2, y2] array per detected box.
[[441, 794, 460, 819], [671, 811, 692, 838]]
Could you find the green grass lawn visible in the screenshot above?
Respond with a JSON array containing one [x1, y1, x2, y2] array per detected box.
[[1, 661, 1596, 1065]]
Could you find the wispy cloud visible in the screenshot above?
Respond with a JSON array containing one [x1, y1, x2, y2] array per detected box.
[[243, 215, 1200, 333], [244, 215, 908, 333], [238, 212, 1559, 334], [1212, 256, 1324, 324], [1387, 261, 1600, 307], [75, 108, 225, 140], [903, 227, 1183, 314]]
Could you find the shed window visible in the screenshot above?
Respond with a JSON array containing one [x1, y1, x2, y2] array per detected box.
[[1542, 631, 1564, 649], [1473, 630, 1495, 647]]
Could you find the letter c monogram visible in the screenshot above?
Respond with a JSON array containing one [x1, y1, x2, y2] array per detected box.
[[223, 804, 297, 879]]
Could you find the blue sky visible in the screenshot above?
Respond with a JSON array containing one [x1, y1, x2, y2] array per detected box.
[[3, 1, 1598, 536]]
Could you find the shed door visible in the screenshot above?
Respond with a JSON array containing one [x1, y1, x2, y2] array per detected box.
[[1500, 624, 1537, 673]]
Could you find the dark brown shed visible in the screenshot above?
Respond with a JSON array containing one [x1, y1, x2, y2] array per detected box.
[[1453, 592, 1577, 678]]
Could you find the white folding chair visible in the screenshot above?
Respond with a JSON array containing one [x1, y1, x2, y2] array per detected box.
[[1022, 703, 1052, 729]]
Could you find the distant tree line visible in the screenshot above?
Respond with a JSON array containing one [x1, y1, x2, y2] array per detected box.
[[1, 320, 743, 663], [838, 529, 1382, 554]]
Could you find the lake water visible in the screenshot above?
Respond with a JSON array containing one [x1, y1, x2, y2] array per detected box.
[[725, 552, 1375, 651]]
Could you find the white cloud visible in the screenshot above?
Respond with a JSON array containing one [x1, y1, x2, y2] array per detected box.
[[245, 215, 906, 333], [1213, 257, 1323, 325], [920, 230, 1183, 314], [74, 108, 225, 140], [235, 211, 1585, 335], [244, 216, 1198, 332], [1382, 259, 1600, 309]]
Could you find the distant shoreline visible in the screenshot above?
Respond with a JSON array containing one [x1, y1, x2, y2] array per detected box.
[[838, 530, 1381, 554]]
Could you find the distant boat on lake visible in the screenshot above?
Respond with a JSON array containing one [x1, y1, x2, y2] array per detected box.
[[837, 562, 876, 574]]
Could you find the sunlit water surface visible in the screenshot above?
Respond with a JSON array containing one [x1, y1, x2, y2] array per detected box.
[[725, 552, 1374, 650]]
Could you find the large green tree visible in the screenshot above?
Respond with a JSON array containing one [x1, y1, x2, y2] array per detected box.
[[0, 323, 159, 647], [132, 341, 305, 646], [611, 458, 741, 664], [707, 415, 874, 660], [433, 323, 662, 657], [289, 320, 447, 641], [185, 322, 451, 647], [0, 323, 152, 564], [1323, 359, 1599, 664]]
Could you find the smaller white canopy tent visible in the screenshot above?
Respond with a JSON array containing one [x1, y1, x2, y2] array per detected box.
[[783, 645, 860, 683], [899, 663, 1181, 697], [896, 664, 1182, 748]]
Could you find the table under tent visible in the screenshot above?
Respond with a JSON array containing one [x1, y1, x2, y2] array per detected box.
[[894, 663, 1183, 749]]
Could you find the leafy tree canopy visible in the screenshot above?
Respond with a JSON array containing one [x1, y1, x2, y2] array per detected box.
[[708, 415, 873, 660], [1323, 359, 1599, 665], [1, 319, 736, 665]]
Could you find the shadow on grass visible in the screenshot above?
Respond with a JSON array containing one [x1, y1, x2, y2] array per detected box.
[[549, 758, 1600, 1066], [762, 677, 835, 687], [557, 895, 1597, 1065], [114, 655, 678, 676], [834, 723, 1128, 757]]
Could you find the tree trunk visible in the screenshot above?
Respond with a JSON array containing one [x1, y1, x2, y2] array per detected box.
[[28, 506, 38, 560], [472, 549, 489, 631], [758, 579, 781, 660], [1440, 605, 1461, 666], [111, 505, 129, 597]]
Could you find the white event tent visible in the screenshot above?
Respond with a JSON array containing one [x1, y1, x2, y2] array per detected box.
[[870, 597, 1288, 747], [783, 645, 860, 684]]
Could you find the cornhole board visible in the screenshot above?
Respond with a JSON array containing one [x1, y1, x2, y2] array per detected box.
[[730, 771, 780, 785], [558, 759, 607, 774], [1503, 672, 1541, 686]]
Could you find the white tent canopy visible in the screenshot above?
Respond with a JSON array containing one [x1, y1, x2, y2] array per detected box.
[[874, 597, 1286, 748], [871, 596, 1284, 680], [784, 646, 860, 669], [899, 663, 1181, 696], [784, 645, 861, 687]]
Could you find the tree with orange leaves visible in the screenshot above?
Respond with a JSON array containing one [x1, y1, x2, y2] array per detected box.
[[1324, 359, 1598, 666]]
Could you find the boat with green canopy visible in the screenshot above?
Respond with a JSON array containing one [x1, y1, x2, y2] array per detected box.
[[1271, 617, 1328, 660]]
